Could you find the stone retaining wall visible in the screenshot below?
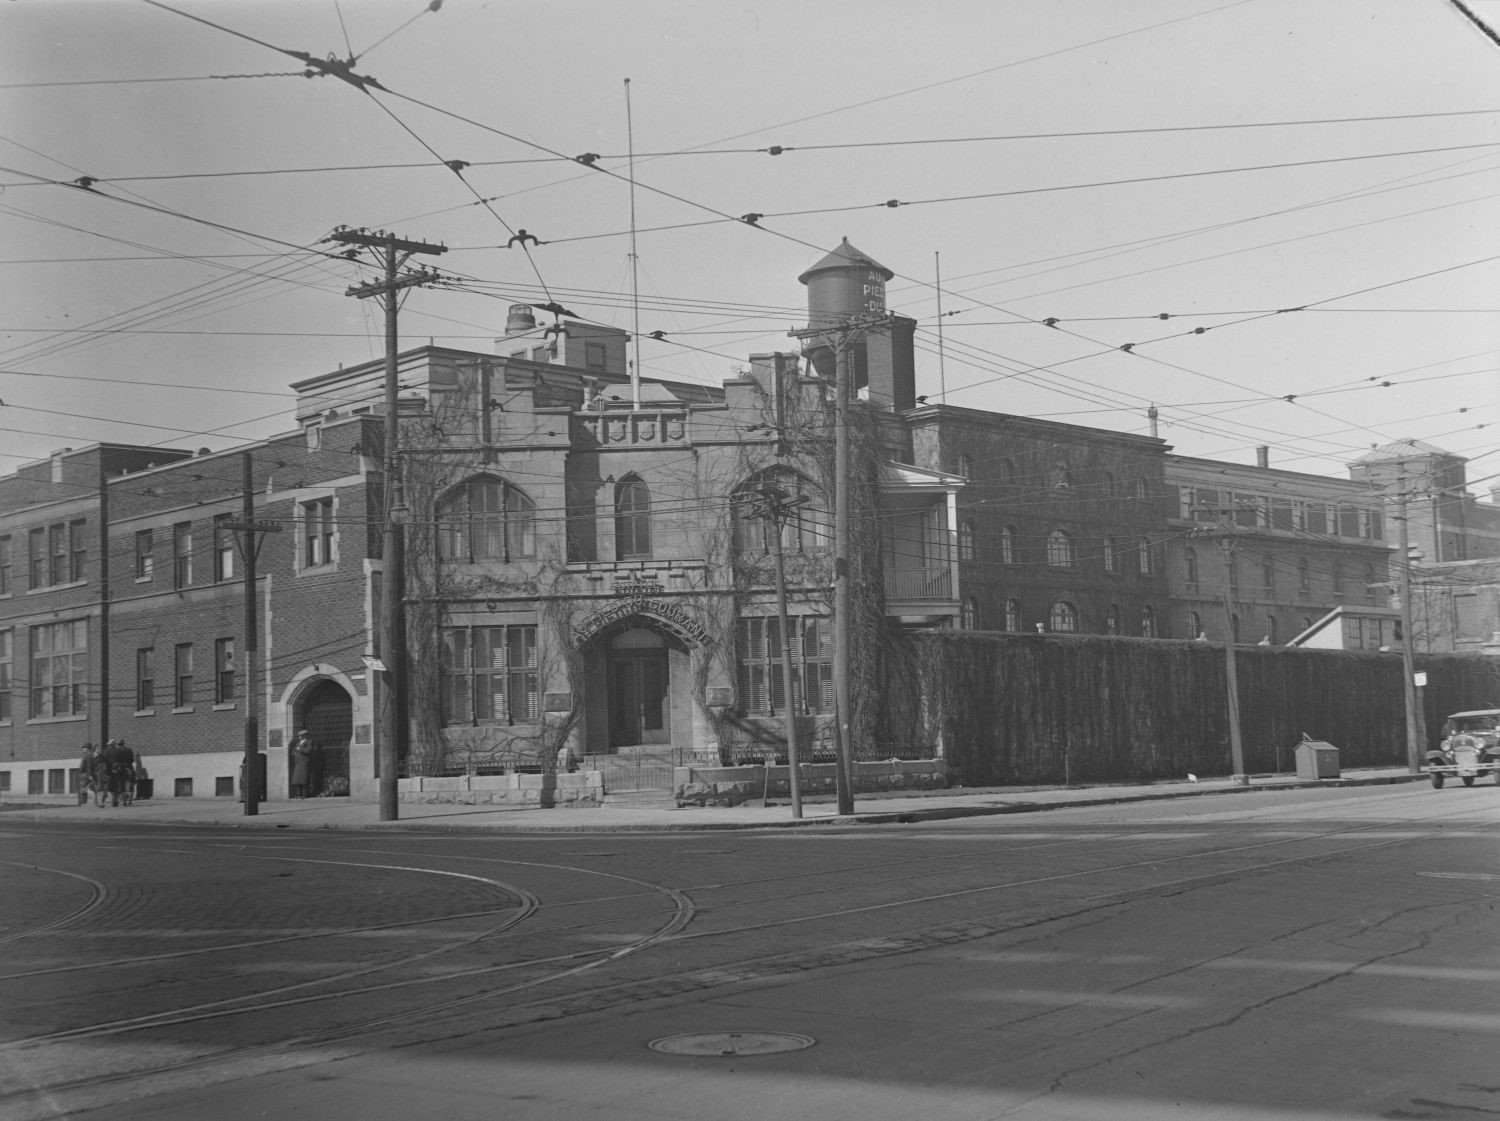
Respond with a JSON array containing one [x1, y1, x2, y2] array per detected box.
[[676, 758, 948, 807], [397, 771, 603, 807]]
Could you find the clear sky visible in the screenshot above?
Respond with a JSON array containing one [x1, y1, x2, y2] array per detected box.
[[3, 0, 1498, 491]]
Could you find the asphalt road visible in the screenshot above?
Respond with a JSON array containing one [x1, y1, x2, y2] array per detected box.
[[1, 783, 1495, 1120]]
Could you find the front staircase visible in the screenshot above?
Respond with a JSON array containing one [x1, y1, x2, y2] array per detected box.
[[584, 747, 683, 808]]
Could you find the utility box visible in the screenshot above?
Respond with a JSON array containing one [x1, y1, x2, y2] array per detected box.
[[1294, 738, 1340, 779]]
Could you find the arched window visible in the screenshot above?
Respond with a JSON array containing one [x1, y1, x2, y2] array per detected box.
[[1262, 553, 1275, 591], [961, 596, 978, 630], [1184, 546, 1199, 588], [1004, 599, 1022, 632], [1298, 557, 1310, 594], [1187, 610, 1203, 639], [615, 475, 652, 559], [1141, 605, 1156, 638], [1051, 462, 1071, 491], [1106, 604, 1120, 634], [1046, 529, 1074, 568], [958, 519, 976, 561], [1302, 616, 1313, 632], [732, 468, 828, 555], [1001, 525, 1017, 564], [437, 476, 535, 562], [1138, 537, 1156, 575], [1049, 601, 1078, 633]]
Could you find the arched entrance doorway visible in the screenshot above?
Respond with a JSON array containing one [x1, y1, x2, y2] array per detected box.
[[295, 679, 352, 796]]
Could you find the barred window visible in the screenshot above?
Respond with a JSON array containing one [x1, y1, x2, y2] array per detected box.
[[437, 477, 535, 563], [31, 619, 88, 718], [734, 616, 832, 716], [441, 624, 539, 726]]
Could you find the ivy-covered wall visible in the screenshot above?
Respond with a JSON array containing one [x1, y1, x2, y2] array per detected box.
[[880, 631, 1500, 786]]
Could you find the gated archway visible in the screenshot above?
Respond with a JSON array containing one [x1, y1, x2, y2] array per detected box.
[[294, 678, 352, 796]]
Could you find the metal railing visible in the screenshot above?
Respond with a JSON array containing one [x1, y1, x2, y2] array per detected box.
[[884, 566, 953, 600]]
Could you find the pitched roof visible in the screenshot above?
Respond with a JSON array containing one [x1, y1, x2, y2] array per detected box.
[[797, 238, 894, 285], [1349, 438, 1456, 464]]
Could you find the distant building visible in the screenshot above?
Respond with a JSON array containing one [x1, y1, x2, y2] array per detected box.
[[1287, 604, 1404, 651]]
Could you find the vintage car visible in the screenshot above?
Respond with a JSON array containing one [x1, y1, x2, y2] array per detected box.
[[1427, 708, 1500, 788]]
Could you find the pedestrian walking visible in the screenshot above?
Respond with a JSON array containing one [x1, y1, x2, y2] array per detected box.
[[78, 742, 96, 804], [102, 738, 136, 807], [289, 729, 314, 798]]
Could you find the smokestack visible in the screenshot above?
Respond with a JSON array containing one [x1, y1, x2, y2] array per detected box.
[[1147, 404, 1159, 439], [1256, 446, 1269, 468], [504, 304, 537, 336]]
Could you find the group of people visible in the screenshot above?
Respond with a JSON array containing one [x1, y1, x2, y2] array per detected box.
[[79, 739, 147, 808]]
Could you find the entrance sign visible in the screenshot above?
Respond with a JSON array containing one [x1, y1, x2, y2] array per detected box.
[[574, 596, 710, 646]]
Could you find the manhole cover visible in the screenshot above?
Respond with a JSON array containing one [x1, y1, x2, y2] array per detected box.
[[648, 1032, 815, 1057]]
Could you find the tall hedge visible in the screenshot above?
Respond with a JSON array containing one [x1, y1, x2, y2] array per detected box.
[[877, 631, 1500, 786]]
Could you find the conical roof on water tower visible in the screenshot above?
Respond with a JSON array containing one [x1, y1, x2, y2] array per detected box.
[[798, 237, 894, 328]]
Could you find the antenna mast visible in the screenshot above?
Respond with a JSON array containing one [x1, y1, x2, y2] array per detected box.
[[626, 77, 641, 409]]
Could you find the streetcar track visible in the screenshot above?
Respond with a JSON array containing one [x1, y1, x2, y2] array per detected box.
[[1, 793, 1491, 1118]]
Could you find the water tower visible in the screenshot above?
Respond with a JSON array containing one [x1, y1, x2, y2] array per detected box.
[[796, 238, 915, 411]]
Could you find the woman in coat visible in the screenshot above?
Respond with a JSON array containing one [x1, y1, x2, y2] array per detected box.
[[289, 730, 314, 798]]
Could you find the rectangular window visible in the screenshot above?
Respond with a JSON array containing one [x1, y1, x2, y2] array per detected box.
[[173, 522, 193, 588], [1103, 537, 1118, 573], [734, 616, 833, 717], [214, 637, 235, 704], [174, 642, 193, 707], [585, 342, 606, 369], [29, 619, 88, 719], [1360, 508, 1383, 540], [1338, 507, 1361, 538], [0, 534, 10, 595], [135, 530, 154, 580], [69, 519, 87, 582], [440, 624, 539, 726], [0, 629, 11, 721], [1138, 538, 1156, 575], [135, 647, 154, 711], [303, 498, 335, 568], [1306, 505, 1328, 535], [213, 514, 235, 582], [29, 528, 44, 589], [48, 522, 66, 585]]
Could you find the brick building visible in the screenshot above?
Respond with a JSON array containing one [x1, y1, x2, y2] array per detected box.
[[0, 418, 383, 801]]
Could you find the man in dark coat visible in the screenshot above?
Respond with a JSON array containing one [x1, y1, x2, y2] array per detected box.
[[102, 738, 136, 807], [78, 742, 96, 804]]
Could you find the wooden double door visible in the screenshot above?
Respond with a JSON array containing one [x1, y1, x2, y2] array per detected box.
[[609, 651, 671, 748]]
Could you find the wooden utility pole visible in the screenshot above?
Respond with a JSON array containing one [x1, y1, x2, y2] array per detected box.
[[832, 336, 855, 815], [1196, 509, 1249, 785], [332, 227, 446, 820], [227, 452, 279, 816], [1395, 465, 1422, 773]]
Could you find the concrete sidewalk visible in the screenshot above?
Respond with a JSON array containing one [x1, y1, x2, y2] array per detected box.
[[1, 767, 1427, 832]]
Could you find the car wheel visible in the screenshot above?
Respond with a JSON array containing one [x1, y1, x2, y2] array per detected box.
[[1462, 776, 1476, 787], [1430, 772, 1445, 789]]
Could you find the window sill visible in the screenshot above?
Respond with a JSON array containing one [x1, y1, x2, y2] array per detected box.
[[134, 708, 155, 717], [134, 576, 152, 584], [172, 706, 195, 715], [26, 580, 87, 595], [212, 702, 236, 711], [26, 713, 87, 724]]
